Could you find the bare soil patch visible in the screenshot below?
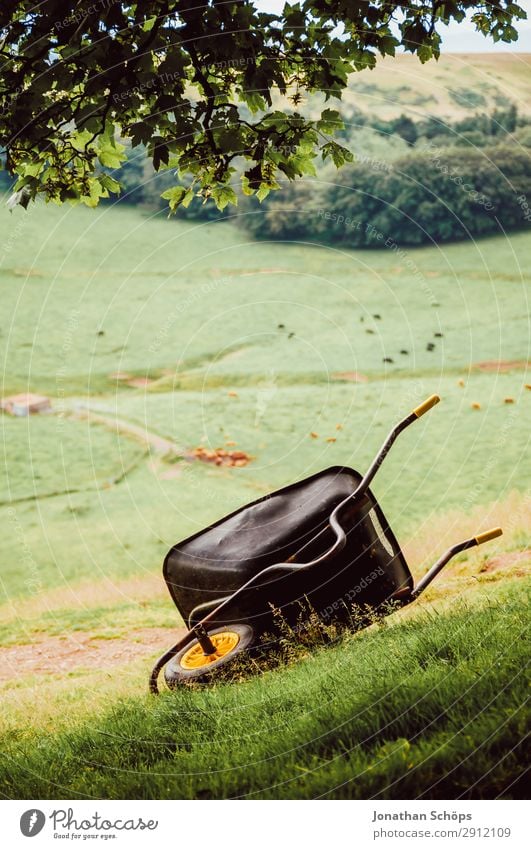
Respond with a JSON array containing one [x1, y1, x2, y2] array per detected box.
[[479, 550, 530, 574], [0, 626, 185, 683], [471, 360, 529, 373], [126, 377, 155, 388], [332, 371, 369, 383]]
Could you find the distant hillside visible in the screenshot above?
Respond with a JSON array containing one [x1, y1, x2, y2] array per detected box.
[[307, 53, 531, 123]]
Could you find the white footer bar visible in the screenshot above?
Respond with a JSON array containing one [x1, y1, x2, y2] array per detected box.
[[2, 799, 526, 849]]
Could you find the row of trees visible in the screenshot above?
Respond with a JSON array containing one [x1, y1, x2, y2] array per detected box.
[[3, 104, 529, 247], [73, 126, 531, 245], [342, 103, 524, 149], [240, 146, 531, 246]]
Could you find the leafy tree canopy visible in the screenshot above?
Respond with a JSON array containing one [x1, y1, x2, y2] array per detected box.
[[0, 1, 526, 210]]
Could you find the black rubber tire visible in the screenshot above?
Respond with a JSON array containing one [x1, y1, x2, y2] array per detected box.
[[164, 623, 255, 687]]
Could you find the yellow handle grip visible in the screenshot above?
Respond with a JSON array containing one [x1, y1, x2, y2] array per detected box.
[[413, 394, 441, 418], [475, 527, 503, 545]]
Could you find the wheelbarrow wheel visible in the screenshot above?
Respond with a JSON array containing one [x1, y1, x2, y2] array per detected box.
[[164, 623, 255, 687]]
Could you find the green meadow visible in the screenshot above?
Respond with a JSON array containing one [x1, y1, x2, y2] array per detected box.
[[0, 199, 529, 799]]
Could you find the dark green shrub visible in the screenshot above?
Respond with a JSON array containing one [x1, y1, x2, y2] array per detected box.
[[240, 146, 531, 247]]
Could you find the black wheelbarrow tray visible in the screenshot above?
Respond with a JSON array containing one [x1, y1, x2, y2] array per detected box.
[[150, 395, 502, 693]]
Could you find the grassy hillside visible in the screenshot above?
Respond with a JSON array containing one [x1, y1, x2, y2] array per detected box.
[[321, 53, 531, 122], [1, 581, 528, 800], [0, 199, 528, 799], [1, 202, 529, 390]]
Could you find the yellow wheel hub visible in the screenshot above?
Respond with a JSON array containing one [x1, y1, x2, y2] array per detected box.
[[180, 631, 241, 670]]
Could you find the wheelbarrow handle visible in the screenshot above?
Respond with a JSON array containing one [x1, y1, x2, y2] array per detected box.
[[283, 394, 441, 566], [412, 526, 503, 597], [412, 394, 440, 418], [335, 394, 441, 507], [195, 394, 442, 612]]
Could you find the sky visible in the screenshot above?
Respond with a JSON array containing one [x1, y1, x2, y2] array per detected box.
[[256, 1, 531, 52]]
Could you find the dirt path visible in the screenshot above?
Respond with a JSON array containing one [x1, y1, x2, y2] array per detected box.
[[4, 405, 193, 505], [71, 406, 189, 458], [0, 626, 186, 684]]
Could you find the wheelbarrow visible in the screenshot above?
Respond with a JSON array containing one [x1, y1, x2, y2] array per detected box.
[[150, 395, 502, 693]]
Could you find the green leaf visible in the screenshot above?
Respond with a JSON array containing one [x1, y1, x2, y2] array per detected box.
[[97, 138, 127, 169], [181, 188, 195, 209], [70, 129, 95, 153], [240, 176, 255, 197], [417, 44, 434, 63], [317, 109, 344, 134], [210, 185, 237, 211], [243, 91, 267, 114], [378, 35, 398, 56], [21, 161, 43, 178], [161, 185, 187, 211], [321, 141, 354, 168], [99, 173, 121, 194], [143, 15, 157, 32], [80, 177, 106, 208], [152, 142, 169, 171], [129, 122, 153, 148]]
